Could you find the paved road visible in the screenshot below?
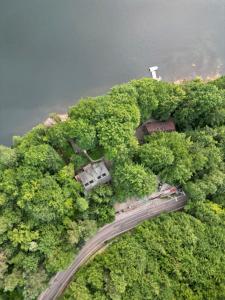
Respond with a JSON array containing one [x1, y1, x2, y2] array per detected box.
[[38, 195, 187, 300]]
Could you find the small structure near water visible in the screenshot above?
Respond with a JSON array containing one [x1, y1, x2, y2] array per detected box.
[[75, 161, 111, 192], [43, 113, 68, 127], [149, 66, 162, 81]]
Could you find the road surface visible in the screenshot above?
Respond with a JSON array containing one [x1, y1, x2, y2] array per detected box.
[[38, 194, 187, 300]]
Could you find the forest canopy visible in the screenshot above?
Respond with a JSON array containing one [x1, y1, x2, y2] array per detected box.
[[62, 201, 225, 300], [0, 76, 225, 299]]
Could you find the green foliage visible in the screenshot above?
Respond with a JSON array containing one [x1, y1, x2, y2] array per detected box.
[[174, 80, 225, 130], [8, 224, 39, 251], [131, 78, 158, 122], [76, 197, 89, 212], [210, 75, 225, 89], [1, 76, 225, 299], [97, 119, 138, 160], [63, 203, 225, 300], [18, 175, 70, 223], [113, 161, 157, 200], [184, 129, 225, 201], [153, 81, 185, 120], [0, 146, 17, 171], [13, 125, 47, 152], [139, 132, 193, 184], [23, 144, 64, 173], [22, 269, 48, 300], [87, 185, 115, 226]]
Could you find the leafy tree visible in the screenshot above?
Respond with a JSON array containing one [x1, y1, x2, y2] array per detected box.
[[0, 169, 19, 201], [45, 248, 74, 274], [23, 144, 64, 173], [76, 197, 89, 212], [79, 220, 98, 242], [131, 78, 158, 122], [210, 75, 225, 89], [152, 81, 185, 120], [0, 146, 17, 170], [17, 175, 71, 223], [65, 221, 81, 246], [38, 225, 62, 255], [69, 97, 99, 124], [174, 80, 225, 130], [8, 224, 39, 251], [113, 162, 157, 200], [87, 185, 115, 226], [139, 144, 174, 174], [97, 119, 138, 160], [4, 269, 24, 292], [22, 268, 48, 300], [0, 252, 8, 283], [16, 165, 42, 185], [139, 132, 193, 184], [45, 121, 69, 150], [63, 119, 97, 150], [13, 125, 47, 152], [10, 252, 39, 273]]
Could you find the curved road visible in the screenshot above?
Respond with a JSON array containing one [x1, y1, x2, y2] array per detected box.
[[38, 194, 187, 300]]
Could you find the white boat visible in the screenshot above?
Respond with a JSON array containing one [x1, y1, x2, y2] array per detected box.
[[149, 66, 162, 81]]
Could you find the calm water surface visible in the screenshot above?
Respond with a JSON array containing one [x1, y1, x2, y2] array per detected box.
[[0, 0, 225, 145]]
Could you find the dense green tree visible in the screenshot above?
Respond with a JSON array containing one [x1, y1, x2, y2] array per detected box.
[[97, 119, 138, 160], [0, 169, 19, 202], [0, 146, 17, 171], [13, 125, 47, 153], [62, 119, 97, 150], [139, 132, 193, 184], [8, 224, 39, 252], [210, 75, 225, 89], [68, 97, 100, 123], [17, 175, 71, 223], [79, 220, 98, 242], [22, 268, 48, 300], [23, 144, 64, 173], [4, 269, 24, 292], [0, 252, 8, 284], [10, 252, 39, 273], [38, 225, 62, 255], [152, 81, 185, 120], [113, 162, 157, 200], [45, 247, 74, 274], [76, 197, 89, 212], [174, 80, 225, 130], [87, 185, 115, 226], [131, 78, 158, 122], [65, 221, 81, 246]]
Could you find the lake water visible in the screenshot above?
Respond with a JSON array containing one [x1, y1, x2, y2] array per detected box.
[[0, 0, 225, 145]]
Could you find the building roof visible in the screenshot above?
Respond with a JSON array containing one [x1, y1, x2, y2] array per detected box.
[[75, 161, 111, 192], [144, 119, 176, 134]]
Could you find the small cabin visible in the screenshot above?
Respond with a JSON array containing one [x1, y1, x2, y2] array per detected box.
[[144, 119, 176, 135], [75, 161, 111, 192]]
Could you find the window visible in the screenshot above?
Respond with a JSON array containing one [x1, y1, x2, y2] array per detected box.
[[89, 180, 94, 184], [84, 183, 89, 187], [97, 175, 101, 179], [102, 173, 106, 177]]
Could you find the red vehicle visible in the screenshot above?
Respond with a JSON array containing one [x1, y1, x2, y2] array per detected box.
[[148, 185, 178, 200]]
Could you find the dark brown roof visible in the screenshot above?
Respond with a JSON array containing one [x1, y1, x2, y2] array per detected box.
[[144, 119, 176, 134]]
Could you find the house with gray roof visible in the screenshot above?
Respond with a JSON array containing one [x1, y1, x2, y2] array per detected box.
[[75, 161, 111, 192]]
